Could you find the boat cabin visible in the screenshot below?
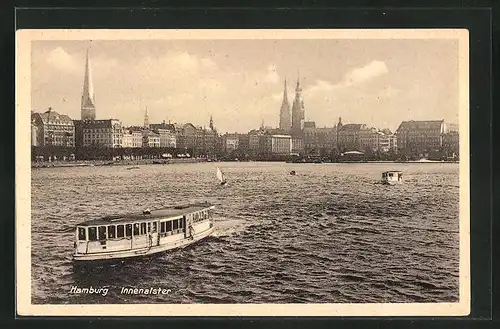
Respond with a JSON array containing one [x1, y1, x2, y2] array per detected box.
[[382, 171, 403, 184], [73, 203, 215, 261]]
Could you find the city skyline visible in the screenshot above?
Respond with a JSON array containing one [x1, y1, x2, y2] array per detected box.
[[31, 38, 459, 133]]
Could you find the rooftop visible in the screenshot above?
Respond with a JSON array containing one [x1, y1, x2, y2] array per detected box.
[[396, 120, 445, 132], [76, 203, 213, 226], [32, 109, 73, 125]]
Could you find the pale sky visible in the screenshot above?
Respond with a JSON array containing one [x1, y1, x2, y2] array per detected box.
[[31, 38, 459, 133]]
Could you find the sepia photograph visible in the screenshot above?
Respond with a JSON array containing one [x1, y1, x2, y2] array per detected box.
[[16, 29, 470, 316]]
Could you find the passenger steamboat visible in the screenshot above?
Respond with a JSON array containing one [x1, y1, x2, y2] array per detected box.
[[73, 202, 215, 262]]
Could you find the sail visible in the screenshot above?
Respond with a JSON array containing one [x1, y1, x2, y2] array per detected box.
[[216, 167, 224, 182]]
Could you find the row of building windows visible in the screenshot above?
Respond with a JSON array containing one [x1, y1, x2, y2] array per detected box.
[[77, 213, 210, 242]]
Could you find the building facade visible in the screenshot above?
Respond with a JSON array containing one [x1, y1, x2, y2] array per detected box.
[[303, 121, 337, 155], [270, 135, 292, 155], [224, 133, 240, 152], [32, 108, 75, 147], [395, 120, 447, 155], [77, 119, 123, 148], [157, 128, 177, 148], [143, 131, 160, 148], [337, 123, 364, 151], [442, 131, 459, 157], [175, 122, 219, 156], [291, 137, 305, 154], [122, 132, 134, 148]]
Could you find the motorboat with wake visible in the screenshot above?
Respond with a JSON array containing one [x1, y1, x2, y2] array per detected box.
[[73, 202, 215, 263]]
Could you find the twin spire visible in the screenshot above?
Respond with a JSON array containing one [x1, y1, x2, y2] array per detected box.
[[279, 75, 304, 134]]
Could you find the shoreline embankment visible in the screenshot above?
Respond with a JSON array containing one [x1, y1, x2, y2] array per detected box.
[[31, 159, 458, 169]]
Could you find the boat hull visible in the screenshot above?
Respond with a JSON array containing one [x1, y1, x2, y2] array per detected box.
[[73, 225, 214, 262], [381, 180, 402, 185]]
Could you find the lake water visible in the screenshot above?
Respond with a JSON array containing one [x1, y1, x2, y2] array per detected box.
[[30, 162, 460, 304]]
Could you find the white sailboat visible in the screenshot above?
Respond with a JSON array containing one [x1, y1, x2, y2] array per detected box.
[[216, 167, 227, 186]]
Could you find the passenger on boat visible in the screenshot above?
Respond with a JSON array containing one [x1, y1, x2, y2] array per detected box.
[[188, 224, 195, 240]]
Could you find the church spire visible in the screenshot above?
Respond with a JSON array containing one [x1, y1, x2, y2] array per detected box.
[[279, 79, 291, 132], [291, 73, 305, 135], [81, 41, 96, 120], [209, 114, 214, 131], [144, 106, 149, 128]]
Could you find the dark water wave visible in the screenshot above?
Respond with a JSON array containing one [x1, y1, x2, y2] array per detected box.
[[31, 162, 460, 304]]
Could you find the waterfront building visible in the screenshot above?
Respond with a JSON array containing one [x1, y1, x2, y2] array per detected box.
[[442, 131, 459, 157], [156, 128, 177, 148], [121, 128, 144, 148], [260, 134, 292, 155], [337, 123, 364, 151], [358, 126, 380, 152], [75, 119, 123, 148], [248, 129, 263, 151], [31, 123, 38, 146], [32, 108, 75, 147], [395, 120, 447, 155], [223, 133, 240, 152], [270, 135, 292, 155], [122, 132, 134, 148], [291, 137, 305, 154], [238, 133, 250, 155], [176, 121, 219, 157], [303, 121, 337, 155], [377, 130, 398, 153], [81, 45, 96, 121], [143, 130, 160, 148], [279, 79, 291, 132]]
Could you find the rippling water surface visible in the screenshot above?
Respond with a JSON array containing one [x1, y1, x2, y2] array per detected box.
[[31, 162, 460, 304]]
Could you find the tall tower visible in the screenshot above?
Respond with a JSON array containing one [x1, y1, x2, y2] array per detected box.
[[291, 76, 305, 136], [279, 79, 291, 132], [81, 42, 96, 120], [144, 107, 149, 129], [209, 115, 214, 131]]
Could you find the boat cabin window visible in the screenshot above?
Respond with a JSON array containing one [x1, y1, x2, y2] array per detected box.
[[117, 225, 125, 238], [88, 227, 97, 241], [173, 220, 178, 230], [147, 222, 151, 233], [140, 223, 146, 235], [152, 222, 157, 233], [98, 226, 106, 240], [166, 221, 172, 232], [126, 224, 132, 237], [78, 227, 86, 241], [382, 173, 387, 178], [160, 222, 165, 233], [133, 223, 140, 236], [388, 173, 393, 177], [179, 219, 184, 229], [108, 225, 116, 239]]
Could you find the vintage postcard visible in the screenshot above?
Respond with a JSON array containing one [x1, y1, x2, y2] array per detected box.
[[16, 29, 470, 316]]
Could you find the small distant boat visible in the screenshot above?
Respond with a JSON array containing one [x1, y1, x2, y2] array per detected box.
[[127, 166, 140, 170], [290, 170, 296, 176], [73, 202, 215, 263], [216, 167, 227, 186], [381, 171, 403, 185]]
